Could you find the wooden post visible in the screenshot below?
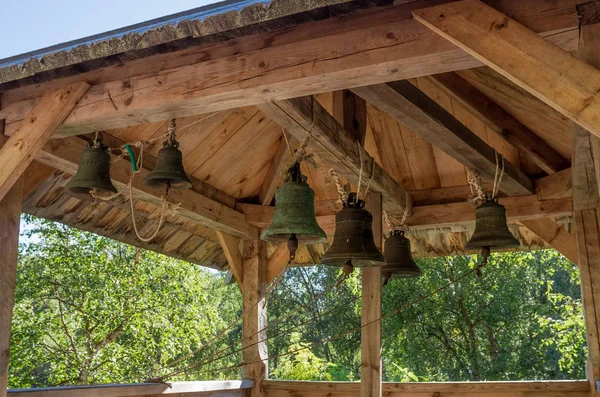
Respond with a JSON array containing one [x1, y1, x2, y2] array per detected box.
[[0, 137, 23, 396], [361, 192, 382, 397], [242, 240, 268, 397], [574, 4, 600, 395]]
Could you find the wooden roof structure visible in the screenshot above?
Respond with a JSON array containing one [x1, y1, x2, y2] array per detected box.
[[1, 0, 600, 396]]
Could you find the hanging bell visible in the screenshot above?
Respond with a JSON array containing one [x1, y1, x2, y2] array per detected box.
[[382, 230, 421, 284], [321, 193, 385, 268], [465, 197, 520, 251], [65, 137, 118, 201], [145, 138, 192, 190], [261, 162, 327, 254]]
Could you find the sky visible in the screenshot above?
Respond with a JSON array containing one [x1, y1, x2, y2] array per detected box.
[[0, 0, 220, 59]]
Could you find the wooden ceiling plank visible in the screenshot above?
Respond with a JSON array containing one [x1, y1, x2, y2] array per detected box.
[[0, 0, 582, 138], [258, 96, 411, 221], [35, 136, 259, 239], [0, 82, 89, 201], [216, 232, 243, 290], [425, 72, 569, 174], [412, 0, 600, 139], [353, 81, 534, 196]]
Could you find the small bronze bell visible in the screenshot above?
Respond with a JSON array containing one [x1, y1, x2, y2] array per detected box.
[[261, 162, 327, 257], [465, 198, 520, 251], [383, 230, 421, 284], [321, 193, 385, 267], [65, 137, 118, 200], [145, 138, 192, 190]]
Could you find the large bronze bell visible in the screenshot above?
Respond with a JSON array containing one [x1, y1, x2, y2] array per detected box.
[[145, 139, 192, 190], [321, 193, 385, 267], [465, 198, 520, 251], [65, 139, 118, 200], [382, 230, 421, 283], [261, 162, 327, 256]]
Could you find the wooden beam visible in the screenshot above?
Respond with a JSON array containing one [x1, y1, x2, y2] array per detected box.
[[266, 243, 290, 285], [332, 90, 367, 145], [216, 232, 243, 290], [0, 168, 21, 397], [520, 219, 578, 264], [0, 82, 88, 202], [352, 81, 534, 196], [412, 0, 600, 140], [258, 96, 411, 221], [242, 240, 268, 397], [536, 168, 572, 201], [0, 0, 582, 137], [425, 72, 569, 174], [262, 380, 589, 397], [35, 136, 259, 239], [258, 133, 293, 206], [8, 381, 254, 397], [361, 193, 382, 397]]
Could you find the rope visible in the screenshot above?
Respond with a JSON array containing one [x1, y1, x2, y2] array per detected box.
[[467, 169, 486, 206], [363, 157, 375, 199], [356, 141, 364, 201], [329, 168, 349, 203], [281, 128, 294, 157], [492, 152, 505, 200], [162, 260, 486, 380]]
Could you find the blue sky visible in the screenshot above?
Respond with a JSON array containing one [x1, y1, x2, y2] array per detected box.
[[0, 0, 219, 59]]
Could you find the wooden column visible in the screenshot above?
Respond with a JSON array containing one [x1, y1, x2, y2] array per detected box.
[[361, 192, 382, 397], [0, 137, 23, 396], [242, 240, 268, 397], [574, 4, 600, 395]]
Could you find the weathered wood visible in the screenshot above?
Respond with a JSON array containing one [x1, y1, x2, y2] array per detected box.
[[216, 232, 243, 289], [361, 193, 382, 397], [266, 243, 290, 285], [0, 167, 21, 397], [426, 72, 569, 174], [413, 0, 600, 139], [0, 82, 88, 202], [352, 81, 533, 196], [536, 168, 572, 201], [242, 241, 268, 397], [259, 96, 411, 221], [520, 219, 577, 264], [332, 90, 367, 145], [258, 133, 293, 206], [0, 0, 582, 137], [35, 137, 259, 239], [8, 381, 254, 397]]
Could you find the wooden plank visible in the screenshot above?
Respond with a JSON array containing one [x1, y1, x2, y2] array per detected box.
[[0, 0, 582, 138], [352, 81, 534, 196], [8, 381, 254, 397], [266, 243, 290, 285], [520, 219, 577, 264], [332, 90, 367, 145], [536, 168, 572, 201], [258, 96, 411, 221], [361, 193, 382, 397], [0, 82, 88, 202], [35, 136, 259, 239], [258, 133, 293, 206], [216, 232, 243, 289], [425, 72, 569, 174], [413, 0, 600, 140], [0, 155, 22, 397], [242, 240, 268, 397], [262, 380, 589, 397]]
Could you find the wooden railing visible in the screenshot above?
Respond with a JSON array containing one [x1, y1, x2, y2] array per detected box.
[[262, 380, 590, 397], [8, 380, 254, 397]]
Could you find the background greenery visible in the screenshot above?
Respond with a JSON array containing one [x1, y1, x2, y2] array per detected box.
[[10, 215, 586, 387]]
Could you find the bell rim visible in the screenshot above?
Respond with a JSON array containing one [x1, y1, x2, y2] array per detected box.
[[321, 255, 386, 267], [260, 232, 327, 244], [144, 174, 192, 190]]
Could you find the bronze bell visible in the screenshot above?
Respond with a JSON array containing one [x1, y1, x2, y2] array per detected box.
[[145, 139, 192, 190], [321, 193, 385, 268], [261, 162, 327, 257], [383, 230, 421, 283], [465, 198, 520, 251], [65, 139, 118, 200]]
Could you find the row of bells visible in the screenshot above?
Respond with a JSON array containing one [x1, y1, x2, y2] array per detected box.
[[65, 136, 193, 200], [262, 164, 520, 281]]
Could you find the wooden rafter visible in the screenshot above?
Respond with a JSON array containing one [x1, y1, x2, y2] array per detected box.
[[0, 82, 89, 201], [0, 0, 582, 138], [520, 219, 577, 264], [412, 0, 600, 139], [535, 168, 572, 200], [216, 232, 243, 289], [258, 132, 294, 206], [352, 81, 534, 196], [259, 96, 411, 221], [425, 72, 569, 174], [35, 136, 259, 239]]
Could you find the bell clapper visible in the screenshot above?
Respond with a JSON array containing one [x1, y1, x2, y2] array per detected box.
[[287, 234, 299, 260], [383, 271, 392, 286], [335, 260, 355, 288]]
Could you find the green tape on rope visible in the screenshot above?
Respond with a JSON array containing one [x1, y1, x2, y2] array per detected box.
[[125, 144, 138, 172]]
